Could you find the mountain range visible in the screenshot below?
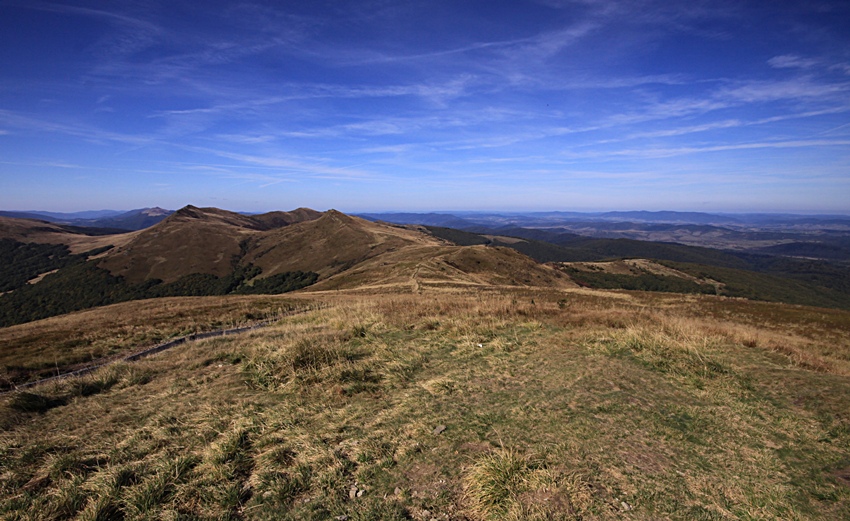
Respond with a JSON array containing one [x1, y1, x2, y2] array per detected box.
[[3, 205, 850, 329], [359, 211, 850, 255], [0, 207, 173, 231], [0, 206, 572, 326]]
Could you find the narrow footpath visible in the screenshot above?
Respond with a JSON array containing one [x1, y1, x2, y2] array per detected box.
[[2, 305, 319, 394]]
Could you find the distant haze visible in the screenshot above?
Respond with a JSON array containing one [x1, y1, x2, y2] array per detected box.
[[1, 1, 849, 213]]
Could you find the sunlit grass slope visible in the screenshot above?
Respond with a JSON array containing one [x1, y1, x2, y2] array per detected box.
[[0, 296, 310, 390], [2, 289, 849, 520]]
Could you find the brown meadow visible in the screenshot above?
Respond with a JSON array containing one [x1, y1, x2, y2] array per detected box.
[[2, 285, 849, 519]]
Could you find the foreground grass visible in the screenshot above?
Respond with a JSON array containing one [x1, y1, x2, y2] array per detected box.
[[1, 289, 849, 519], [0, 296, 309, 389]]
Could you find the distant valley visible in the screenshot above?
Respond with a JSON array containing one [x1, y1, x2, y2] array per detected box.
[[0, 207, 173, 232], [359, 210, 850, 257]]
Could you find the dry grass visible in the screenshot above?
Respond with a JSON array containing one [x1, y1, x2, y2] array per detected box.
[[463, 447, 591, 520], [0, 295, 308, 388], [1, 288, 849, 519]]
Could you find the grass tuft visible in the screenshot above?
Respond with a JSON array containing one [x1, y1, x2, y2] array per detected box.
[[464, 448, 591, 520], [126, 455, 197, 517], [8, 391, 66, 413], [603, 322, 729, 380], [46, 474, 89, 519]]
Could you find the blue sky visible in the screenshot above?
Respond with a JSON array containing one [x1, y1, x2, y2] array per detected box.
[[1, 0, 849, 213]]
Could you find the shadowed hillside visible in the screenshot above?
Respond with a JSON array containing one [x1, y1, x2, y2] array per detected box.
[[425, 225, 850, 310], [0, 216, 134, 254]]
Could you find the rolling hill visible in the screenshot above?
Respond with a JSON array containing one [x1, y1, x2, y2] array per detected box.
[[4, 205, 850, 326], [93, 206, 568, 290], [0, 216, 134, 253], [1, 207, 850, 519], [363, 211, 850, 259], [0, 207, 572, 326]]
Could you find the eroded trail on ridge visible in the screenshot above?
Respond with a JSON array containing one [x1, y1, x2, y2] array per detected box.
[[1, 306, 320, 394]]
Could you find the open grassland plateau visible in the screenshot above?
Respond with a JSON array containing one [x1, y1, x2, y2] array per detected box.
[[1, 289, 850, 519]]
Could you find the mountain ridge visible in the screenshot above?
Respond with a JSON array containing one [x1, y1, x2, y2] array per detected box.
[[4, 204, 850, 328], [0, 207, 574, 326]]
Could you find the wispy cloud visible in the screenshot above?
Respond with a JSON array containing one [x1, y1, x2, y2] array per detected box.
[[768, 54, 820, 69], [0, 109, 154, 146], [502, 22, 600, 63], [563, 138, 850, 160], [186, 147, 375, 181], [597, 75, 850, 133], [0, 159, 82, 169], [214, 134, 277, 145], [3, 0, 849, 212], [612, 107, 850, 141], [716, 77, 849, 103], [15, 0, 161, 35]]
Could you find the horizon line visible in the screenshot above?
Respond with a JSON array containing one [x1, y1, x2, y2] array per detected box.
[[3, 207, 850, 218]]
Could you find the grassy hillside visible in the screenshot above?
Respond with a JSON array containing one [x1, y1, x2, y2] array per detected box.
[[0, 216, 132, 254], [555, 259, 850, 310], [455, 226, 752, 267], [658, 261, 850, 309], [3, 208, 849, 519], [0, 296, 310, 390], [0, 210, 574, 326], [2, 289, 849, 519]]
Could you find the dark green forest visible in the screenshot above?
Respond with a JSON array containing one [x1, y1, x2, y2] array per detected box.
[[560, 267, 716, 295], [0, 239, 95, 293], [0, 240, 317, 327]]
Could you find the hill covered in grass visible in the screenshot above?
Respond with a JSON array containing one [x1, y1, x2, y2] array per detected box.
[[362, 211, 850, 255], [0, 208, 572, 326], [2, 288, 849, 519], [0, 207, 174, 231], [5, 206, 848, 328]]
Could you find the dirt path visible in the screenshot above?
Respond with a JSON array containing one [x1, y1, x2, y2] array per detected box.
[[412, 264, 422, 292], [1, 306, 318, 394]]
